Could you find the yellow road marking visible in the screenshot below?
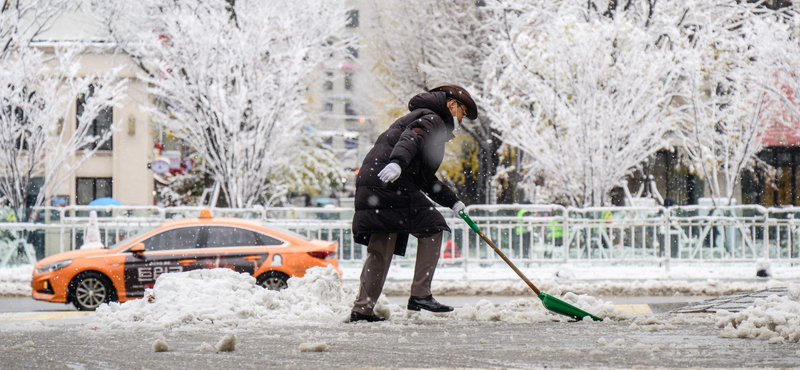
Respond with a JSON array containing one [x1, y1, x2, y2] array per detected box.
[[1, 312, 90, 321], [614, 304, 652, 314]]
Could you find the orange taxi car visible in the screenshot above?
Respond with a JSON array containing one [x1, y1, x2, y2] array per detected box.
[[32, 211, 340, 311]]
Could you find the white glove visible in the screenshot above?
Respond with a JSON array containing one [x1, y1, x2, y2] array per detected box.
[[378, 162, 402, 183], [452, 201, 466, 214]]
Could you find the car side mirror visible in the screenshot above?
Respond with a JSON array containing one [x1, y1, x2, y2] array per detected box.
[[131, 243, 145, 255]]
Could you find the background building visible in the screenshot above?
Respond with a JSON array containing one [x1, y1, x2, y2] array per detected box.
[[311, 0, 384, 200], [34, 7, 155, 208]]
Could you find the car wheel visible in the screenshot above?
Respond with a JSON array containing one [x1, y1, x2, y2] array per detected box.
[[70, 272, 115, 311], [257, 271, 289, 291]]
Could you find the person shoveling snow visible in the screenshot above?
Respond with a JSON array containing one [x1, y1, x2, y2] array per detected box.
[[350, 84, 477, 322]]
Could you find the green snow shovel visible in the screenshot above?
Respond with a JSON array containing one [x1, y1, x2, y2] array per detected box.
[[459, 210, 603, 321]]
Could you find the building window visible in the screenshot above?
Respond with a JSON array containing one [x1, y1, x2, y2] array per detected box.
[[345, 103, 358, 123], [344, 72, 354, 91], [347, 46, 359, 59], [76, 177, 113, 205], [324, 72, 334, 91], [324, 102, 333, 112], [345, 138, 358, 150], [346, 10, 359, 28], [77, 85, 113, 151], [344, 103, 357, 116]]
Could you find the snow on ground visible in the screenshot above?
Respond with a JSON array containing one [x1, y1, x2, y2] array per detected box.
[[342, 263, 799, 297], [0, 265, 31, 296], [95, 266, 624, 329], [340, 262, 800, 282], [1, 262, 797, 304], [714, 284, 800, 343], [2, 262, 797, 298], [377, 279, 789, 298]]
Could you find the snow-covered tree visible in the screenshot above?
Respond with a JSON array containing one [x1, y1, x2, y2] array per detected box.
[[154, 150, 206, 207], [367, 0, 507, 204], [92, 0, 350, 207], [753, 4, 800, 130], [674, 1, 799, 204], [0, 0, 126, 209], [482, 0, 684, 206]]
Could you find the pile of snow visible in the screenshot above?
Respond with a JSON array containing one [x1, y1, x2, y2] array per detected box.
[[372, 292, 622, 324], [96, 266, 352, 328], [96, 266, 627, 328], [449, 292, 621, 323], [555, 264, 577, 279], [215, 333, 236, 352], [0, 265, 32, 296], [715, 284, 800, 343], [755, 258, 772, 278], [152, 339, 169, 352]]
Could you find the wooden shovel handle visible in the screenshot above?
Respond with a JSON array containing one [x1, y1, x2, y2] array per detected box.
[[477, 230, 541, 296]]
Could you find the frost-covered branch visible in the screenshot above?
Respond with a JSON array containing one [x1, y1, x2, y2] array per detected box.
[[483, 0, 682, 206], [0, 0, 126, 209], [674, 0, 797, 205], [93, 0, 350, 207]]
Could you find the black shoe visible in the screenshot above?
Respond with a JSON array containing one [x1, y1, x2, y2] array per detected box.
[[407, 295, 453, 313], [349, 311, 386, 323]]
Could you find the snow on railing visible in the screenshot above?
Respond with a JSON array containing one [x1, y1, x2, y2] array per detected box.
[[668, 206, 769, 263], [564, 206, 668, 264], [1, 204, 799, 267]]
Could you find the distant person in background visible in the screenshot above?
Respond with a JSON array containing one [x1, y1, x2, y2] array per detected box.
[[349, 85, 477, 323], [548, 215, 563, 248], [515, 202, 533, 260]]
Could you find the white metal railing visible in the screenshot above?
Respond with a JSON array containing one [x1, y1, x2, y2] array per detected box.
[[1, 204, 799, 269], [564, 207, 668, 263], [765, 208, 800, 261], [668, 206, 768, 263]]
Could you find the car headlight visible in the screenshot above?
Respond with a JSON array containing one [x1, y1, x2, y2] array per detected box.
[[35, 260, 73, 274]]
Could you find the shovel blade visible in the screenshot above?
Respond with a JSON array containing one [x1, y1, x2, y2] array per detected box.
[[538, 292, 603, 321]]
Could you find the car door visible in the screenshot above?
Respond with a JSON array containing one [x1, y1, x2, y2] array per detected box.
[[196, 226, 280, 276], [123, 226, 203, 298]]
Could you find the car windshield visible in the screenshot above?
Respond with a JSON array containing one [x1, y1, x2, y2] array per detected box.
[[106, 225, 161, 249]]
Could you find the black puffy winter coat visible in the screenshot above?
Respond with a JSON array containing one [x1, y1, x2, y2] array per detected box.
[[352, 91, 461, 256]]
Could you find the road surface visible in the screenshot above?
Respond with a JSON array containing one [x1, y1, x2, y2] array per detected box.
[[0, 295, 796, 369]]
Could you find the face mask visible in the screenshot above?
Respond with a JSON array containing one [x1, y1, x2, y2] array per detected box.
[[453, 116, 459, 130]]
